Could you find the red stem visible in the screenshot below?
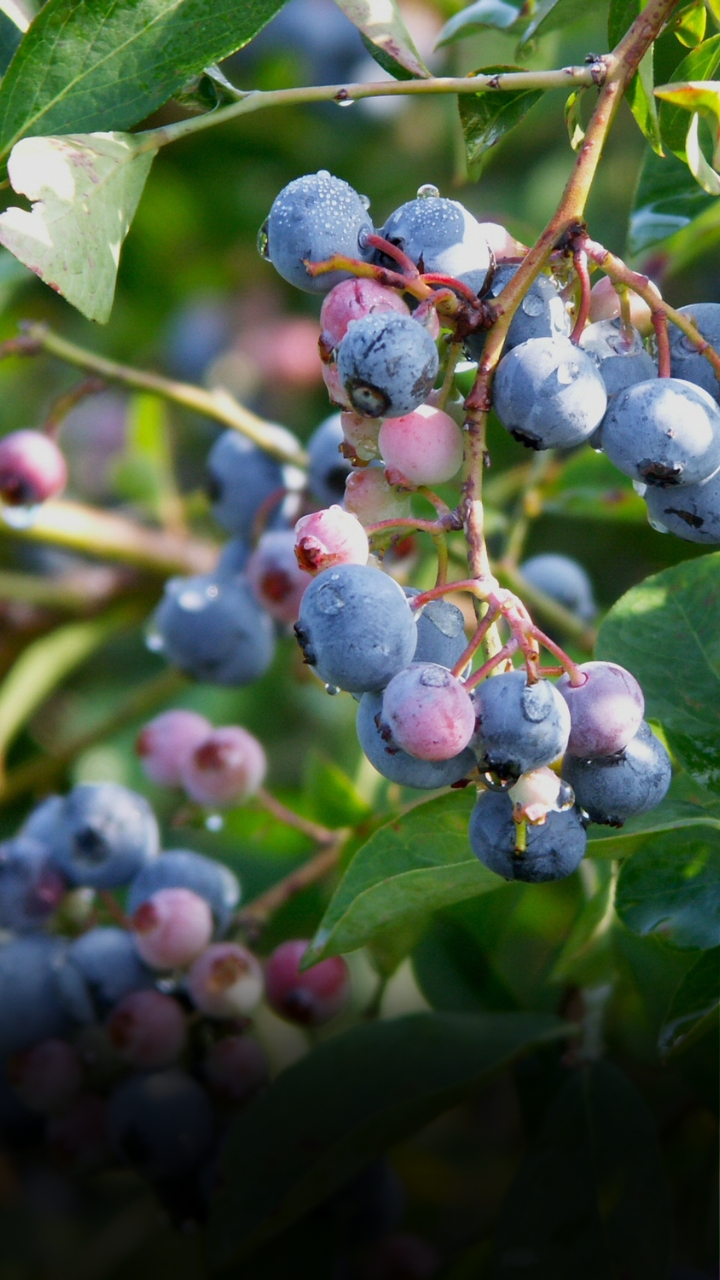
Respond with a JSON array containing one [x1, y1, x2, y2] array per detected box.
[[363, 232, 420, 278], [532, 626, 584, 684], [451, 606, 500, 677], [464, 640, 518, 690], [570, 248, 591, 343], [653, 310, 671, 377]]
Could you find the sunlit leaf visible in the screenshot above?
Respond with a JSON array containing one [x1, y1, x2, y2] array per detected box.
[[435, 0, 521, 48], [458, 66, 544, 178], [565, 88, 586, 151], [608, 0, 663, 152]]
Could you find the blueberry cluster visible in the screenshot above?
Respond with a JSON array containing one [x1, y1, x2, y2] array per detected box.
[[0, 781, 350, 1205]]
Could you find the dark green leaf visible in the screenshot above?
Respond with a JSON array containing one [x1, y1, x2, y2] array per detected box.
[[658, 34, 720, 153], [494, 1062, 672, 1278], [659, 946, 720, 1053], [628, 142, 717, 256], [608, 0, 662, 152], [333, 0, 430, 80], [412, 900, 521, 1013], [0, 0, 289, 163], [207, 1010, 564, 1267], [458, 66, 543, 179], [616, 827, 720, 948], [0, 11, 22, 77], [521, 0, 606, 45], [435, 0, 521, 48]]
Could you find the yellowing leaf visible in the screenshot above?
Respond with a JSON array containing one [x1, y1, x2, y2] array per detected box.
[[0, 132, 156, 323]]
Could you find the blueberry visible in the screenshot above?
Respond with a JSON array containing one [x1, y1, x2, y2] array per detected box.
[[206, 428, 301, 539], [519, 554, 596, 623], [466, 265, 570, 360], [45, 784, 159, 890], [0, 937, 71, 1059], [493, 337, 607, 450], [561, 720, 672, 825], [264, 171, 374, 294], [0, 837, 66, 932], [107, 1069, 215, 1180], [468, 789, 587, 882], [295, 563, 417, 693], [337, 313, 439, 419], [357, 691, 475, 788], [151, 573, 276, 686], [472, 670, 571, 779], [163, 298, 232, 382], [127, 849, 240, 935], [215, 537, 251, 577], [307, 412, 351, 506], [668, 303, 720, 401], [644, 469, 720, 543], [580, 318, 657, 399], [378, 194, 491, 295], [58, 927, 155, 1020], [405, 589, 469, 669], [20, 794, 64, 845], [602, 378, 720, 487]]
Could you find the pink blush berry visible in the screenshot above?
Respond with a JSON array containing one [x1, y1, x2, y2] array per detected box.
[[107, 989, 187, 1068], [294, 505, 369, 574], [557, 660, 645, 757], [344, 467, 412, 525], [322, 361, 351, 408], [246, 529, 309, 623], [340, 410, 381, 463], [320, 278, 410, 351], [135, 709, 212, 788], [180, 725, 267, 807], [0, 430, 67, 506], [203, 1035, 269, 1104], [380, 662, 476, 761], [265, 939, 350, 1027], [9, 1039, 83, 1114], [131, 886, 214, 969], [379, 404, 464, 487], [188, 943, 264, 1018]]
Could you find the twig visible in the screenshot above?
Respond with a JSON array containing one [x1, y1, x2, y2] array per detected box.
[[237, 838, 345, 936], [255, 787, 338, 845]]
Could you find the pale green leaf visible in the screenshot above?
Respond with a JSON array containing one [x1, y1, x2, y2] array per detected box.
[[333, 0, 430, 79], [685, 109, 720, 191], [565, 88, 586, 151], [0, 132, 156, 323], [435, 0, 521, 48]]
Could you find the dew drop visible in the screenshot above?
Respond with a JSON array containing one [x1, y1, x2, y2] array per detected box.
[[317, 169, 331, 179], [337, 96, 355, 108], [1, 503, 40, 530], [521, 292, 544, 317], [324, 683, 341, 695], [144, 624, 165, 654], [256, 220, 270, 260], [647, 515, 669, 534], [417, 183, 440, 199], [205, 813, 224, 832], [359, 193, 370, 209], [555, 362, 576, 386], [632, 479, 647, 497]]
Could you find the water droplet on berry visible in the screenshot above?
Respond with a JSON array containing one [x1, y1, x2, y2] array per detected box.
[[647, 515, 669, 534], [357, 227, 371, 251], [556, 362, 577, 385], [359, 193, 370, 209], [680, 333, 698, 354], [632, 479, 647, 497], [256, 220, 270, 260], [317, 169, 331, 178], [1, 503, 40, 529], [417, 184, 440, 199], [324, 683, 341, 695], [144, 624, 165, 654], [205, 813, 224, 832], [521, 292, 544, 317]]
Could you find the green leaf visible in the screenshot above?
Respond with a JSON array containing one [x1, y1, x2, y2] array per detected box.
[[0, 11, 22, 78], [587, 768, 720, 858], [458, 66, 544, 179], [608, 0, 663, 152], [521, 0, 606, 45], [112, 393, 183, 524], [659, 946, 720, 1053], [207, 1010, 564, 1267], [628, 141, 717, 257], [565, 89, 587, 152], [0, 132, 155, 323], [671, 0, 707, 47], [412, 897, 521, 1013], [616, 827, 720, 948], [658, 35, 720, 147], [494, 1062, 672, 1278], [549, 864, 617, 982], [435, 0, 521, 48], [541, 440, 647, 523], [655, 76, 720, 196], [0, 0, 288, 163], [332, 0, 431, 80], [305, 791, 501, 964]]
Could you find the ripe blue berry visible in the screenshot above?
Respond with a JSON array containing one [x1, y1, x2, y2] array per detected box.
[[493, 337, 607, 450], [557, 660, 644, 757], [405, 590, 469, 669], [307, 412, 352, 506], [561, 720, 671, 825], [472, 671, 571, 779], [468, 789, 587, 882], [0, 936, 71, 1059], [206, 427, 301, 538], [61, 926, 154, 1019], [579, 319, 657, 398], [151, 573, 276, 686], [107, 1068, 214, 1179], [466, 265, 570, 360], [668, 303, 720, 401], [378, 194, 491, 295], [337, 313, 439, 419], [295, 563, 417, 693], [127, 849, 240, 936], [602, 378, 720, 487], [0, 836, 66, 932], [264, 171, 374, 293], [519, 554, 596, 623], [357, 691, 475, 788], [47, 783, 159, 889], [644, 469, 720, 543]]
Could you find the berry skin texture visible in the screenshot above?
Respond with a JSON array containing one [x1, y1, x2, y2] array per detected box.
[[493, 337, 607, 450], [295, 505, 369, 574], [668, 302, 720, 401], [357, 691, 475, 788], [295, 563, 418, 693], [465, 265, 570, 360], [265, 171, 373, 294], [180, 725, 267, 808], [320, 279, 410, 352], [306, 412, 352, 505], [0, 937, 71, 1059], [127, 849, 240, 935], [557, 660, 644, 757], [405, 590, 469, 670], [0, 429, 67, 506], [519, 553, 596, 623], [644, 469, 720, 543], [378, 195, 491, 295], [265, 939, 350, 1027], [107, 1068, 215, 1180], [107, 990, 187, 1069], [380, 663, 476, 761], [0, 836, 66, 932], [49, 783, 159, 889], [469, 790, 587, 882], [8, 1039, 83, 1114], [337, 313, 440, 419], [579, 319, 657, 398], [206, 426, 301, 538], [601, 378, 720, 488], [187, 943, 264, 1018], [246, 529, 310, 623], [562, 720, 671, 826], [203, 1035, 269, 1105], [135, 709, 212, 788], [151, 573, 276, 686], [379, 404, 464, 487], [131, 887, 214, 970], [472, 671, 571, 780], [63, 926, 154, 1017], [344, 466, 412, 526]]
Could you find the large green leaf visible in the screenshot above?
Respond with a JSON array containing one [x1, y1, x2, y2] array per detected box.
[[608, 0, 662, 152], [304, 791, 501, 965], [659, 945, 720, 1053], [207, 1010, 564, 1267], [520, 0, 606, 45], [657, 34, 720, 153], [615, 827, 720, 948], [333, 0, 430, 80], [0, 0, 287, 163], [458, 66, 543, 178], [494, 1062, 672, 1278]]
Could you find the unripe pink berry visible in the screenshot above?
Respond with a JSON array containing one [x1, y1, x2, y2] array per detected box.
[[246, 529, 309, 623], [135, 709, 212, 787], [265, 939, 350, 1027], [322, 361, 351, 408], [478, 221, 527, 261], [203, 1035, 269, 1104], [380, 662, 476, 760], [188, 942, 264, 1018], [294, 505, 369, 574], [557, 661, 645, 757], [180, 725, 267, 808], [107, 989, 187, 1068], [379, 404, 464, 487], [341, 410, 381, 463], [344, 467, 412, 526], [588, 275, 659, 336], [8, 1039, 83, 1113], [131, 887, 214, 969], [0, 429, 67, 506], [320, 279, 410, 351]]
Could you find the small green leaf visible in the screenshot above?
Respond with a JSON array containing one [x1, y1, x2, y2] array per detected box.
[[655, 76, 720, 192], [656, 34, 720, 150], [435, 0, 521, 48], [0, 132, 155, 323], [608, 0, 663, 152], [565, 88, 586, 151], [616, 827, 720, 948], [628, 142, 718, 257], [207, 1010, 565, 1267], [659, 946, 720, 1054], [671, 0, 707, 47], [521, 0, 606, 44], [458, 65, 544, 178], [332, 0, 431, 80]]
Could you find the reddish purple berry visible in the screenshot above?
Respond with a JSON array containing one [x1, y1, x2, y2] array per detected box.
[[265, 939, 350, 1027], [557, 660, 645, 757], [295, 505, 369, 575], [180, 725, 267, 808], [188, 942, 264, 1018], [379, 405, 464, 487], [380, 662, 476, 761], [0, 429, 67, 506], [320, 278, 410, 352], [107, 989, 187, 1068], [246, 529, 310, 624], [8, 1038, 83, 1114], [135, 709, 212, 788], [203, 1035, 269, 1104], [131, 886, 214, 970]]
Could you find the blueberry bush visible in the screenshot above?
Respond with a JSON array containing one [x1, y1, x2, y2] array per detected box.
[[0, 0, 717, 1276]]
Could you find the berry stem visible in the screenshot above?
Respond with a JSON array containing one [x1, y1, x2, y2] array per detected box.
[[365, 516, 449, 538], [255, 787, 339, 846], [570, 248, 592, 343], [653, 310, 671, 377], [531, 625, 584, 685], [435, 340, 464, 411], [42, 377, 107, 439], [237, 838, 345, 936], [464, 640, 519, 690], [432, 534, 449, 587], [451, 606, 500, 677], [496, 561, 595, 650], [363, 232, 420, 278]]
